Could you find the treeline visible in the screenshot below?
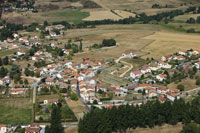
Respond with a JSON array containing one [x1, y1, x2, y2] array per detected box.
[[78, 97, 200, 133], [90, 39, 116, 49], [186, 16, 200, 24]]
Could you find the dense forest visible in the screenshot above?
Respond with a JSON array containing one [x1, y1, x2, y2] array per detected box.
[[78, 97, 200, 133]]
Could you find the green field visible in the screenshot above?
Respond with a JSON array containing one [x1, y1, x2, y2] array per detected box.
[[0, 98, 32, 124], [42, 10, 89, 24]]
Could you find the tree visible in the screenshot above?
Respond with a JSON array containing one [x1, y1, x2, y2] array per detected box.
[[196, 78, 200, 85], [49, 104, 63, 133], [24, 68, 30, 76], [186, 18, 195, 24], [19, 79, 23, 84], [79, 40, 83, 51], [181, 123, 200, 133], [0, 58, 2, 66], [0, 67, 8, 78], [13, 73, 21, 83], [177, 84, 184, 91], [67, 54, 72, 60], [24, 79, 29, 85], [196, 16, 200, 24], [70, 93, 78, 101], [3, 56, 9, 65]]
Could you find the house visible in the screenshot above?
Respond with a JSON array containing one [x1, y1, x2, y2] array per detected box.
[[63, 49, 72, 55], [45, 78, 55, 85], [158, 61, 172, 69], [45, 24, 65, 31], [156, 74, 167, 82], [166, 92, 180, 101], [25, 124, 41, 133], [158, 96, 166, 103], [171, 88, 180, 94], [17, 49, 25, 56], [60, 82, 68, 89], [44, 99, 58, 105], [10, 88, 25, 95], [148, 90, 157, 98], [161, 56, 171, 61], [122, 50, 136, 58], [174, 55, 185, 61], [157, 87, 168, 94], [149, 63, 160, 71], [0, 125, 7, 133], [141, 66, 151, 74], [0, 79, 3, 86], [191, 50, 200, 55], [134, 84, 151, 91], [195, 62, 200, 69], [130, 70, 142, 79], [178, 51, 186, 55]]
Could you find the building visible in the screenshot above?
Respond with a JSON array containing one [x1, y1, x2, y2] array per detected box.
[[0, 125, 7, 133], [122, 50, 136, 58], [10, 89, 25, 95], [156, 74, 167, 82], [130, 70, 142, 79]]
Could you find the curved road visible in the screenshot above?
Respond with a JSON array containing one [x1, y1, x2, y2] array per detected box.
[[115, 56, 133, 77]]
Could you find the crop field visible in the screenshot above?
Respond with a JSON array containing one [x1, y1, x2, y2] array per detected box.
[[0, 98, 32, 124], [141, 31, 200, 59]]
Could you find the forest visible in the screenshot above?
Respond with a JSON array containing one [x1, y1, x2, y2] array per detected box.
[[78, 97, 200, 133]]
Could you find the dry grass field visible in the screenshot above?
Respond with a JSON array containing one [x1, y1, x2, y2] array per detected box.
[[141, 31, 200, 59], [167, 78, 198, 91], [66, 99, 88, 120], [112, 10, 136, 18], [60, 24, 160, 62], [174, 13, 200, 22], [65, 127, 78, 133], [83, 9, 122, 21], [128, 123, 183, 133]]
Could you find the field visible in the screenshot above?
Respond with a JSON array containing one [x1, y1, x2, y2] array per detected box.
[[60, 24, 159, 63], [0, 98, 32, 124], [42, 9, 90, 24], [0, 47, 27, 57], [128, 123, 183, 133], [66, 99, 88, 120], [174, 13, 200, 23], [141, 31, 200, 59], [83, 9, 122, 21], [167, 78, 198, 91]]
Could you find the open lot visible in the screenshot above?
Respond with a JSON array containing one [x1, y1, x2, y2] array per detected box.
[[0, 47, 27, 57], [66, 99, 88, 120], [61, 24, 159, 62], [128, 123, 182, 133], [167, 78, 198, 91], [142, 31, 200, 59], [0, 98, 32, 124]]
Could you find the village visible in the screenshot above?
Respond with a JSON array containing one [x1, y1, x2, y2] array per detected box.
[[0, 20, 200, 132]]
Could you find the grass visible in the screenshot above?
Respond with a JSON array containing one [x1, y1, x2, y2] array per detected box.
[[42, 10, 89, 24], [0, 98, 32, 124], [0, 47, 27, 57]]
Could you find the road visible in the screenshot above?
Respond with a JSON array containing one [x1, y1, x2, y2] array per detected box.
[[115, 56, 133, 77]]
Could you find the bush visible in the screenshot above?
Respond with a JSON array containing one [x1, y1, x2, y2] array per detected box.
[[70, 93, 78, 101], [177, 84, 184, 91]]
